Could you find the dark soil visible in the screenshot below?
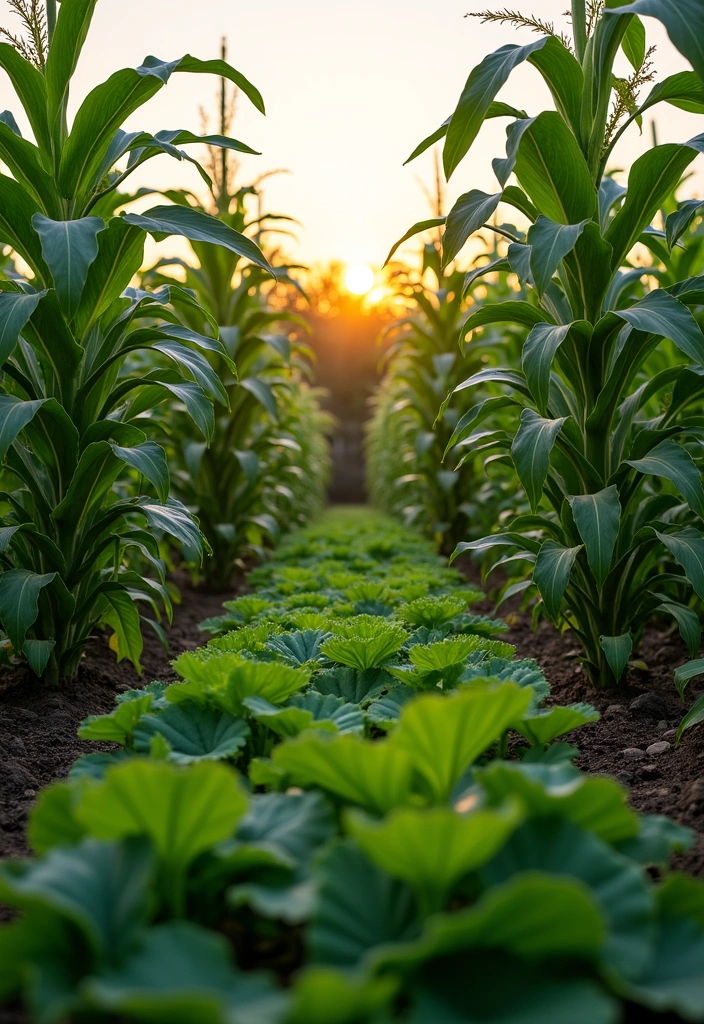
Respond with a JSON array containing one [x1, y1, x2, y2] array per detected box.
[[0, 574, 238, 869], [505, 610, 704, 879]]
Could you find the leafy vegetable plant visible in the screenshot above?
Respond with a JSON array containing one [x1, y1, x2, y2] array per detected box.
[[2, 508, 703, 1023], [398, 1, 704, 685], [0, 0, 272, 681]]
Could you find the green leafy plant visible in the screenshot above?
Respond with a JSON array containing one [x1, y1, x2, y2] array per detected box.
[[3, 507, 704, 1022], [0, 0, 272, 681], [138, 88, 331, 586], [401, 1, 704, 685]]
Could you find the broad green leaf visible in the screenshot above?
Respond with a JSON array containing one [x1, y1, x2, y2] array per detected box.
[[239, 376, 279, 419], [170, 651, 310, 713], [624, 914, 704, 1019], [22, 638, 56, 677], [638, 71, 704, 116], [443, 38, 550, 178], [320, 622, 407, 670], [288, 968, 396, 1024], [242, 694, 334, 738], [78, 694, 153, 744], [627, 440, 704, 519], [511, 409, 567, 512], [389, 685, 533, 804], [265, 629, 331, 665], [442, 190, 502, 267], [0, 42, 51, 153], [377, 873, 606, 971], [599, 634, 633, 683], [409, 951, 616, 1024], [527, 36, 584, 133], [618, 288, 704, 363], [657, 527, 704, 599], [485, 818, 653, 979], [76, 760, 248, 913], [140, 498, 204, 556], [312, 666, 392, 704], [45, 0, 98, 131], [476, 761, 639, 843], [0, 837, 152, 961], [527, 217, 589, 295], [0, 172, 49, 277], [384, 217, 446, 266], [666, 198, 704, 248], [28, 782, 87, 854], [568, 486, 621, 588], [673, 658, 704, 698], [101, 587, 144, 672], [606, 141, 704, 268], [397, 593, 473, 628], [310, 840, 420, 966], [0, 289, 45, 364], [272, 733, 414, 814], [514, 112, 597, 224], [133, 704, 249, 763], [236, 791, 335, 867], [111, 441, 169, 504], [532, 541, 582, 620], [0, 394, 47, 463], [517, 703, 600, 746], [0, 568, 56, 651], [522, 322, 589, 415], [622, 14, 647, 69], [346, 804, 523, 914], [676, 692, 704, 743], [31, 215, 105, 315], [73, 218, 145, 334], [656, 598, 701, 658], [608, 0, 704, 81], [84, 922, 285, 1023], [365, 685, 416, 730], [124, 205, 271, 272], [51, 441, 123, 526]]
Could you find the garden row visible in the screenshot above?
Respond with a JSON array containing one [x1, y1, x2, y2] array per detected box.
[[2, 508, 704, 1022], [368, 0, 704, 734], [0, 0, 329, 685]]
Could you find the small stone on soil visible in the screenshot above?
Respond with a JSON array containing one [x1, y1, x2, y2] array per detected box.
[[639, 764, 661, 780], [621, 747, 647, 760], [663, 730, 677, 740], [606, 704, 626, 715], [646, 741, 672, 756], [629, 693, 669, 718]]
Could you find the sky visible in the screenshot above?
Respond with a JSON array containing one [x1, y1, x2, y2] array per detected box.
[[1, 0, 703, 270]]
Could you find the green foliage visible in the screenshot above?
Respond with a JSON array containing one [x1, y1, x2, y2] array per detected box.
[[140, 180, 331, 586], [404, 2, 704, 685], [2, 508, 703, 1021], [367, 235, 525, 553], [0, 0, 276, 682]]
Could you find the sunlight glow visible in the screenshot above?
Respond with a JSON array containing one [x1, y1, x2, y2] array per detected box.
[[345, 265, 376, 295]]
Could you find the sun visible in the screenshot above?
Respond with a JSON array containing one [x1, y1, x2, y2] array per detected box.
[[345, 265, 376, 296]]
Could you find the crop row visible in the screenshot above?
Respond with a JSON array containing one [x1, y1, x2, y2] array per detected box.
[[0, 0, 330, 685], [368, 0, 704, 735], [2, 508, 703, 1022]]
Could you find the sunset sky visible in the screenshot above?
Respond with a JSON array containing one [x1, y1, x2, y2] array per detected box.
[[2, 0, 703, 270]]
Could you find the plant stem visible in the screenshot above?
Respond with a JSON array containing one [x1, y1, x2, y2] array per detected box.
[[572, 0, 588, 63], [46, 0, 57, 44]]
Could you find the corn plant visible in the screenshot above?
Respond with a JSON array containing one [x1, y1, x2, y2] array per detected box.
[[141, 175, 330, 586], [368, 235, 525, 552], [0, 0, 271, 681], [400, 0, 704, 685]]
